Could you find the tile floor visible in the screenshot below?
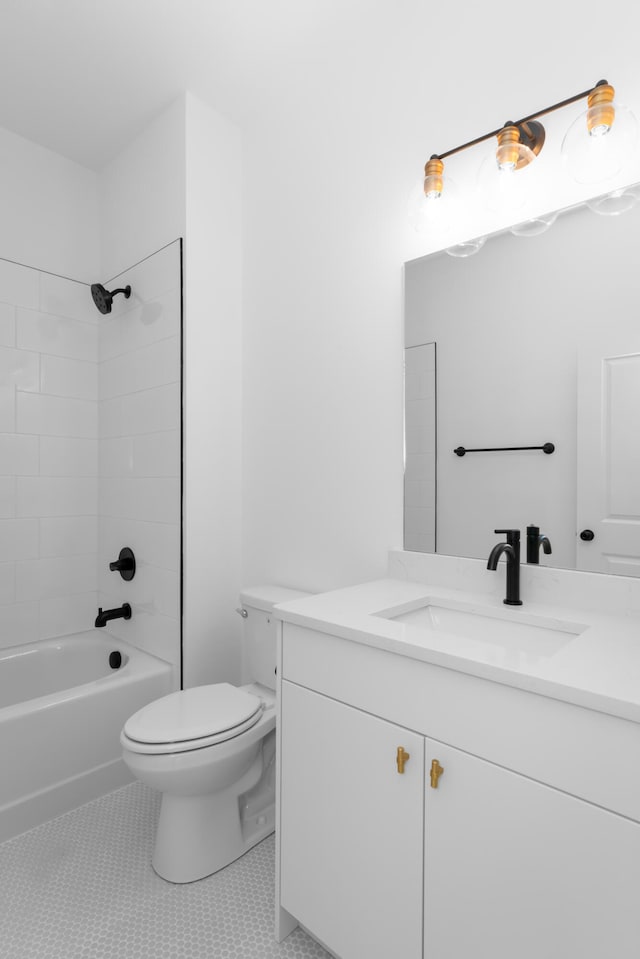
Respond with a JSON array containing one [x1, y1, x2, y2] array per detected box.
[[0, 782, 332, 959]]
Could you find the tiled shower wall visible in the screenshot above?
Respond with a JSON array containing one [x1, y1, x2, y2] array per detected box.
[[0, 258, 98, 648], [404, 342, 436, 553], [0, 243, 181, 673], [97, 241, 181, 670]]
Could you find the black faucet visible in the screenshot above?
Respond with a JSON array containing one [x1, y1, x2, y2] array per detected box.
[[487, 529, 523, 606], [95, 603, 132, 628], [526, 525, 552, 564]]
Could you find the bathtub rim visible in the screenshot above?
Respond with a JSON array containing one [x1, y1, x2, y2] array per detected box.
[[0, 630, 174, 722]]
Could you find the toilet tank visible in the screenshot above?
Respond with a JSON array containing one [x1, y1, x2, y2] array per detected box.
[[239, 586, 312, 689]]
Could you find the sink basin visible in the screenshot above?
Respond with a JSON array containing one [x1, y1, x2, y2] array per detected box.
[[375, 601, 586, 660]]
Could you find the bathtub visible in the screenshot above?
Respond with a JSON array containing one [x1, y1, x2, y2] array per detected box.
[[0, 631, 174, 842]]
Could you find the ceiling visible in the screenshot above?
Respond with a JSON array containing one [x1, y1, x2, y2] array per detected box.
[[2, 1, 640, 176], [0, 0, 358, 170]]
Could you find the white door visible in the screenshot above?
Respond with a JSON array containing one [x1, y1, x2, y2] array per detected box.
[[577, 337, 640, 574], [280, 681, 424, 959], [424, 739, 640, 959]]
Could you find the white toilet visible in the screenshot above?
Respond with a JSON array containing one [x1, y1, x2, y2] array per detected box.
[[120, 585, 309, 883]]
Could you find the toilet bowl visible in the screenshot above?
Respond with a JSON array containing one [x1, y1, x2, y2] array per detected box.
[[120, 585, 310, 883]]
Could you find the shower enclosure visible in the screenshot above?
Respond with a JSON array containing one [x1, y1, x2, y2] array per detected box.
[[0, 239, 183, 838]]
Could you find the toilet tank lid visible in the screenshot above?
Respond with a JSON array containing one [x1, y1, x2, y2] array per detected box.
[[239, 585, 312, 613]]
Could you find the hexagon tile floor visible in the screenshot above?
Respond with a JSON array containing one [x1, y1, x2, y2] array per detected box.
[[0, 782, 332, 959]]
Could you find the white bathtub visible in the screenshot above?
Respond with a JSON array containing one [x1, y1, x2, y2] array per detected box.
[[0, 631, 174, 842]]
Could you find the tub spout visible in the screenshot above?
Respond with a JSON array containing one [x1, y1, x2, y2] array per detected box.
[[95, 603, 132, 627]]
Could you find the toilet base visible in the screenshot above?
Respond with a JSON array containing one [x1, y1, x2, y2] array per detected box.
[[151, 751, 274, 883]]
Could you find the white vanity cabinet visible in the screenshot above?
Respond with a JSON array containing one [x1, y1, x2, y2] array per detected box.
[[277, 623, 640, 959], [280, 680, 424, 959]]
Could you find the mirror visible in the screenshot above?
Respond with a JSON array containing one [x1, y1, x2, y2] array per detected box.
[[404, 187, 640, 576]]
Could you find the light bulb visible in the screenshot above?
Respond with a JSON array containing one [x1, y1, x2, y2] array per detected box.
[[407, 157, 460, 237], [561, 83, 639, 184], [477, 147, 534, 213], [496, 125, 536, 171]]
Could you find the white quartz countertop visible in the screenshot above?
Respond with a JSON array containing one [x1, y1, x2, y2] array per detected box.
[[275, 577, 640, 724]]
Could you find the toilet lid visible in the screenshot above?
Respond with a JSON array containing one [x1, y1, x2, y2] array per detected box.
[[123, 683, 262, 746]]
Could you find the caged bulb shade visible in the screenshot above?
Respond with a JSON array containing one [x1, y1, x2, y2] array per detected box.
[[561, 83, 639, 184], [407, 157, 460, 236]]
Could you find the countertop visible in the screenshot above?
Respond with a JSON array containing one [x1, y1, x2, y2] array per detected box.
[[275, 577, 640, 724]]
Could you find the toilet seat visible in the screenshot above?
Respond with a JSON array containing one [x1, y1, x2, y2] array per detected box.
[[122, 683, 264, 755]]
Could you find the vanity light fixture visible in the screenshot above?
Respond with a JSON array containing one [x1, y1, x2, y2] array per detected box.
[[413, 80, 638, 237]]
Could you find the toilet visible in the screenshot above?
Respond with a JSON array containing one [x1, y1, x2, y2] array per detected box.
[[120, 585, 309, 883]]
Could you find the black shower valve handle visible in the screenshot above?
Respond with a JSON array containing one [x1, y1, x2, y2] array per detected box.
[[109, 547, 136, 581]]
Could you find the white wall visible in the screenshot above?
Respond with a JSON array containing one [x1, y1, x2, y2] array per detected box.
[[241, 6, 640, 593], [100, 97, 186, 281], [0, 125, 99, 281], [183, 93, 243, 687]]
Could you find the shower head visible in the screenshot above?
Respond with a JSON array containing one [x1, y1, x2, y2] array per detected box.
[[90, 283, 132, 315]]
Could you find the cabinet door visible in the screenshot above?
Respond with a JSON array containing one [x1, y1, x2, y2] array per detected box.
[[280, 681, 424, 959], [424, 739, 640, 958]]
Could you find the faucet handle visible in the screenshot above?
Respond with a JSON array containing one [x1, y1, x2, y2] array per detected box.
[[494, 528, 520, 539]]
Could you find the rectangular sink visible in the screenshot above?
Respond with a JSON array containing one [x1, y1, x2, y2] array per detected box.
[[375, 601, 586, 661]]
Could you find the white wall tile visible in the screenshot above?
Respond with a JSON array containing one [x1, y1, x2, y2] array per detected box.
[[0, 347, 39, 392], [40, 436, 98, 476], [40, 354, 97, 400], [99, 477, 180, 524], [107, 241, 180, 308], [17, 476, 98, 517], [0, 563, 15, 604], [0, 386, 15, 432], [95, 243, 181, 671], [100, 386, 180, 438], [98, 314, 121, 362], [97, 558, 178, 618], [99, 287, 181, 361], [0, 259, 39, 310], [40, 516, 98, 558], [98, 396, 123, 438], [0, 602, 39, 649], [0, 303, 15, 347], [99, 431, 179, 478], [0, 476, 15, 517], [403, 507, 436, 553], [98, 517, 179, 572], [98, 436, 132, 477], [0, 518, 39, 561], [39, 273, 95, 324], [97, 588, 179, 663], [122, 383, 180, 435], [404, 478, 435, 509], [0, 434, 38, 475], [99, 336, 179, 399], [17, 392, 97, 438], [17, 308, 98, 361], [39, 593, 98, 640], [132, 430, 180, 477], [16, 555, 96, 602]]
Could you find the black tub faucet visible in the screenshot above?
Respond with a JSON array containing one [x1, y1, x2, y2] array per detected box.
[[526, 525, 552, 564], [487, 529, 523, 606], [95, 603, 132, 628]]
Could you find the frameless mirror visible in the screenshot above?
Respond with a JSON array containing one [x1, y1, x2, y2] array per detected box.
[[404, 184, 640, 576]]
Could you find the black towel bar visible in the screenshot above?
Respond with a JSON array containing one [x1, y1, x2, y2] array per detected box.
[[453, 442, 555, 457]]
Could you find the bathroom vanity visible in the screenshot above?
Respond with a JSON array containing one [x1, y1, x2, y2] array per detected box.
[[274, 553, 640, 959]]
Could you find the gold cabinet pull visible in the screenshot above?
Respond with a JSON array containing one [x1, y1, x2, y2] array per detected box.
[[396, 746, 410, 774], [430, 759, 444, 788]]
